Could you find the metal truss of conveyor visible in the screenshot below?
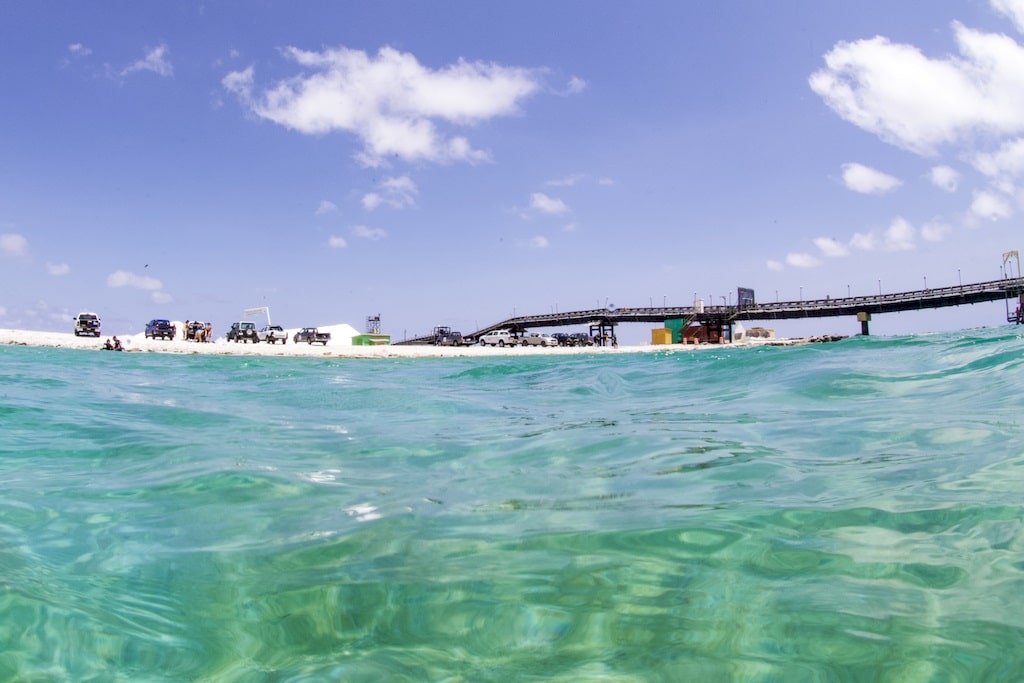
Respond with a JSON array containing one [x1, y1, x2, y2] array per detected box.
[[395, 277, 1024, 344]]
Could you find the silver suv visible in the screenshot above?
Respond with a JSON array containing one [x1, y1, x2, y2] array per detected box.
[[519, 332, 557, 347]]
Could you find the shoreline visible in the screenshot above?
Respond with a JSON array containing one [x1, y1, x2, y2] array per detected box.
[[0, 328, 843, 359], [0, 328, 681, 358]]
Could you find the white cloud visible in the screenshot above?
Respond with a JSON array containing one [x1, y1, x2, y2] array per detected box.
[[565, 76, 587, 95], [884, 217, 916, 250], [106, 270, 163, 290], [971, 189, 1013, 220], [973, 137, 1024, 177], [929, 165, 961, 192], [530, 192, 568, 214], [921, 220, 952, 241], [122, 44, 173, 77], [383, 175, 416, 194], [151, 291, 173, 305], [363, 175, 418, 211], [547, 173, 585, 187], [803, 12, 1024, 271], [68, 43, 92, 58], [222, 66, 253, 97], [813, 237, 850, 257], [528, 236, 549, 248], [315, 200, 338, 215], [352, 225, 387, 240], [223, 46, 544, 166], [809, 24, 1024, 155], [0, 233, 28, 256], [841, 162, 902, 194], [993, 0, 1024, 33], [767, 260, 784, 271], [850, 231, 878, 251], [786, 252, 820, 268], [46, 262, 70, 276], [327, 235, 348, 248]]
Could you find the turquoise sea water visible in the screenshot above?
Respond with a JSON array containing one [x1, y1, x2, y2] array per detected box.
[[3, 328, 1024, 681]]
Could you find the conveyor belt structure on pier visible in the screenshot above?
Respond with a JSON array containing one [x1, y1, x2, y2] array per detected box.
[[397, 278, 1024, 344]]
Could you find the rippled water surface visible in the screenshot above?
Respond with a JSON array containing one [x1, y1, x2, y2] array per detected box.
[[3, 329, 1024, 680]]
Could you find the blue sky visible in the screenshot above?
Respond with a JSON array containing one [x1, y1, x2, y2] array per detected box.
[[3, 1, 1024, 342]]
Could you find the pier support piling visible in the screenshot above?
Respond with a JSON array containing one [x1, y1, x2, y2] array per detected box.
[[857, 311, 871, 336]]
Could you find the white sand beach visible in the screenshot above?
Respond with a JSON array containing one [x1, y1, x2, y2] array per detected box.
[[0, 324, 688, 358], [2, 320, 830, 358]]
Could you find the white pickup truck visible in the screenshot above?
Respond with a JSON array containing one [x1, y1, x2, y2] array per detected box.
[[73, 312, 101, 337], [478, 329, 517, 347], [258, 325, 288, 344]]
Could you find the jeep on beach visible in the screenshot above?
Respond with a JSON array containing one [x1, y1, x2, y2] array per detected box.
[[258, 325, 288, 344], [294, 327, 330, 345], [226, 321, 259, 343], [73, 312, 101, 337]]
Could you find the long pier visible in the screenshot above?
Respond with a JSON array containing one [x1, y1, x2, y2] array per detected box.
[[398, 277, 1024, 344]]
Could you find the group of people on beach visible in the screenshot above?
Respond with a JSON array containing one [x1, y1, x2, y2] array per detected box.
[[102, 337, 123, 351], [184, 320, 213, 342]]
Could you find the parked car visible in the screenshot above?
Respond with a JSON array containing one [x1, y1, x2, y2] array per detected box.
[[226, 321, 259, 343], [145, 319, 177, 340], [257, 325, 288, 344], [479, 329, 516, 347], [519, 332, 557, 347], [569, 332, 594, 346], [294, 327, 330, 345], [551, 332, 572, 346], [432, 326, 465, 346], [73, 312, 101, 337]]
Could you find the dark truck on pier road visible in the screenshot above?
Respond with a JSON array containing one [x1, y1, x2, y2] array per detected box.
[[432, 326, 466, 346], [294, 327, 330, 345]]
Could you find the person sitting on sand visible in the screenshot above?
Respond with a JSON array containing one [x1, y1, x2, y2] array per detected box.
[[112, 336, 123, 351], [103, 338, 113, 350]]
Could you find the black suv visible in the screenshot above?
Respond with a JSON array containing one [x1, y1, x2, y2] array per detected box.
[[145, 319, 176, 340], [227, 321, 259, 343], [551, 332, 571, 346], [569, 332, 594, 346]]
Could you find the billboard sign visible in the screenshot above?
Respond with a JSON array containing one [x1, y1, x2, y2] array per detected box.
[[737, 287, 755, 309]]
